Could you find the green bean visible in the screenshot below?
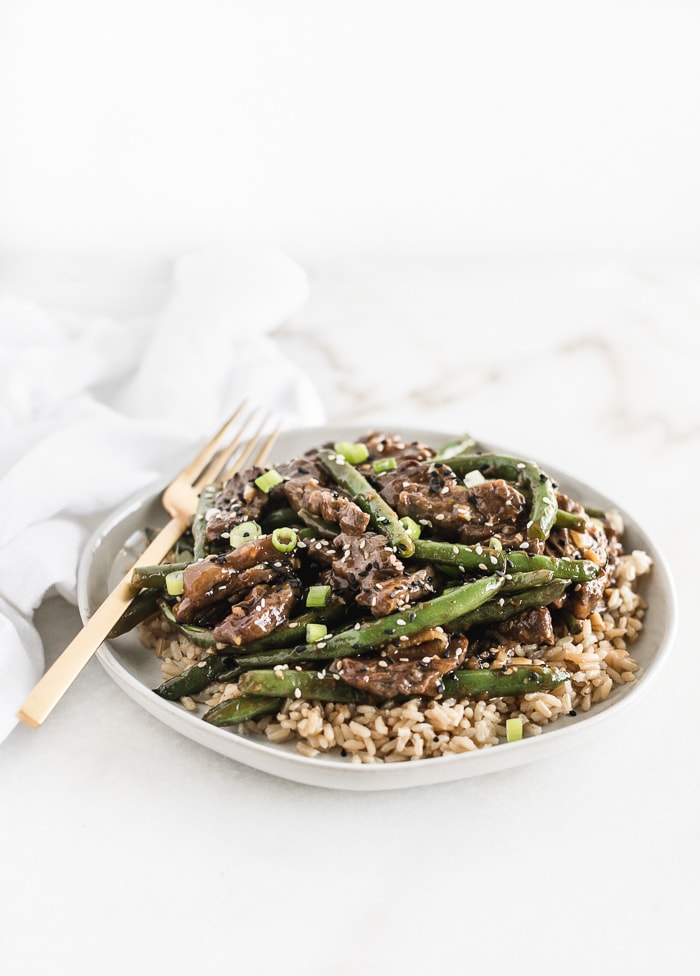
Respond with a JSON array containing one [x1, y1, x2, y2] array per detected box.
[[131, 561, 190, 590], [107, 588, 159, 638], [234, 574, 505, 669], [202, 695, 282, 726], [412, 538, 507, 574], [157, 599, 219, 648], [443, 452, 558, 542], [261, 505, 303, 531], [433, 434, 478, 460], [317, 448, 415, 556], [239, 663, 569, 705], [296, 508, 337, 539], [500, 570, 555, 592], [554, 509, 587, 532], [154, 655, 235, 701], [239, 669, 369, 703], [193, 484, 217, 560], [445, 579, 569, 633], [441, 664, 570, 698], [505, 551, 601, 581]]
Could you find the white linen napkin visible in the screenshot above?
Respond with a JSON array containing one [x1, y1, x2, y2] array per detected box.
[[0, 244, 325, 742]]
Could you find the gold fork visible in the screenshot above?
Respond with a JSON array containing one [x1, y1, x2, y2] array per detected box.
[[16, 402, 280, 729]]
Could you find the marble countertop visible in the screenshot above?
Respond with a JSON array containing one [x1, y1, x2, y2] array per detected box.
[[2, 254, 695, 975]]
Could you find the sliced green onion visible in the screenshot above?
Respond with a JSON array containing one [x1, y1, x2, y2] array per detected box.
[[165, 571, 184, 596], [306, 584, 331, 608], [463, 469, 486, 488], [271, 527, 298, 553], [333, 441, 370, 465], [487, 536, 503, 552], [506, 717, 523, 742], [399, 516, 421, 540], [373, 456, 398, 474], [254, 468, 284, 493], [229, 520, 262, 548], [305, 623, 328, 643]]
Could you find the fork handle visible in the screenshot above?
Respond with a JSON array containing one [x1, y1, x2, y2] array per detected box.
[[16, 516, 189, 729]]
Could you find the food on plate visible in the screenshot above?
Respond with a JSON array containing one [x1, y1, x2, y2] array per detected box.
[[126, 431, 652, 763]]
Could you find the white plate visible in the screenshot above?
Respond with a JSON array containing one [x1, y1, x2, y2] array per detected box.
[[77, 425, 677, 791]]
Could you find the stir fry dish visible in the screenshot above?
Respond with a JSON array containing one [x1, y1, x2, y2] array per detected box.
[[122, 431, 652, 762]]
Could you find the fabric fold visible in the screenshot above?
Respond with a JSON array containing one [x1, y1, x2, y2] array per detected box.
[[0, 244, 324, 743]]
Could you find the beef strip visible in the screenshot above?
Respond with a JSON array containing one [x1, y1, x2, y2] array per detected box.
[[359, 567, 439, 617], [213, 581, 299, 646], [205, 449, 335, 543], [206, 466, 268, 543], [545, 491, 623, 620], [567, 576, 608, 619], [175, 535, 299, 622], [308, 531, 439, 616], [380, 463, 530, 546], [359, 432, 435, 470], [284, 479, 370, 535], [492, 606, 556, 646], [332, 631, 469, 699]]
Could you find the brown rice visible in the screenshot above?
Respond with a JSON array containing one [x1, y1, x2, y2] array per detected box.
[[139, 546, 652, 764]]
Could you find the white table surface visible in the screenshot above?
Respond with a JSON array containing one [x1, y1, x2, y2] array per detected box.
[[1, 254, 695, 975]]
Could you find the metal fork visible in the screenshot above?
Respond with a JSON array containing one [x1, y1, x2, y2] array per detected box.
[[16, 402, 280, 729]]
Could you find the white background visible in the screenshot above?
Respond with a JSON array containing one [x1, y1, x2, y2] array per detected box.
[[1, 0, 699, 262], [1, 5, 698, 976]]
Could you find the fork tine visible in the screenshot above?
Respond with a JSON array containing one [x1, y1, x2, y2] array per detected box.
[[178, 400, 247, 485], [194, 417, 280, 490], [193, 410, 259, 490], [249, 421, 282, 468]]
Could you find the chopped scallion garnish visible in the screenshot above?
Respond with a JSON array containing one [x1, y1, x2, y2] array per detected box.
[[463, 470, 486, 488], [229, 521, 262, 548], [305, 623, 328, 643], [306, 584, 331, 608], [373, 456, 397, 474], [254, 468, 284, 493], [506, 718, 523, 742], [271, 527, 298, 553], [333, 441, 369, 465], [165, 571, 184, 596]]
